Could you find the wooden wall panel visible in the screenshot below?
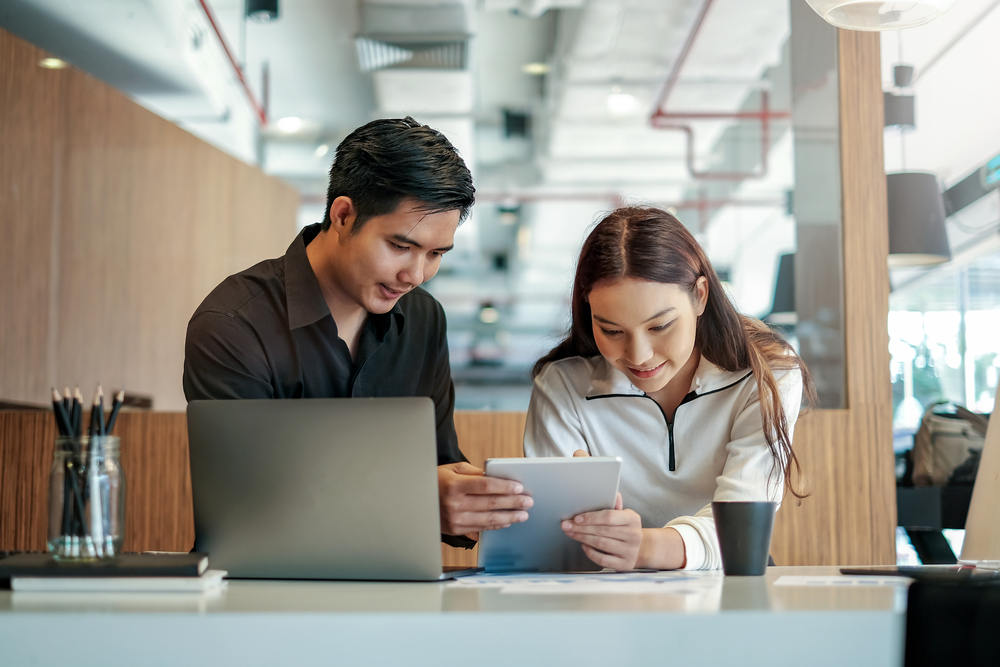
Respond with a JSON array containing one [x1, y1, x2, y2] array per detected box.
[[0, 33, 63, 401], [0, 413, 53, 550], [442, 412, 526, 567], [0, 26, 298, 411], [771, 29, 896, 566], [0, 411, 193, 553]]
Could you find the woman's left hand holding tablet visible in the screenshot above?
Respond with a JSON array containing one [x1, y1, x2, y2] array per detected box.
[[561, 491, 643, 571]]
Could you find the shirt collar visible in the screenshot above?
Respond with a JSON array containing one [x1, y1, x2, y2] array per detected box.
[[284, 223, 406, 339], [586, 354, 748, 398], [284, 224, 331, 330]]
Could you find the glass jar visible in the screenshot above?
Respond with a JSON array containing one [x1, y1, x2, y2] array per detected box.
[[47, 435, 125, 560]]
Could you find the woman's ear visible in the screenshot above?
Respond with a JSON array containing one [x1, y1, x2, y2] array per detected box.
[[694, 276, 709, 316]]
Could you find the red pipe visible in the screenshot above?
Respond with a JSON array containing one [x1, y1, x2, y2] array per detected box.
[[648, 0, 790, 180], [197, 0, 267, 125], [651, 0, 717, 116]]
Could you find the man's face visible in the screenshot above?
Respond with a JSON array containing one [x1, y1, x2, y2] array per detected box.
[[332, 199, 460, 314]]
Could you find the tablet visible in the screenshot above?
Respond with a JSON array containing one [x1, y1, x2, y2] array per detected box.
[[477, 457, 622, 573]]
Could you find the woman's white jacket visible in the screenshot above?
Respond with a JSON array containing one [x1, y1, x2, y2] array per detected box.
[[523, 354, 803, 570]]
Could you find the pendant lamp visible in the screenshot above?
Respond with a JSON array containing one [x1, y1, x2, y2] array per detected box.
[[805, 0, 956, 31], [887, 172, 951, 267], [767, 253, 797, 326]]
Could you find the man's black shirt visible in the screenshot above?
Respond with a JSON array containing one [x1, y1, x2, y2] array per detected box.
[[182, 223, 464, 467]]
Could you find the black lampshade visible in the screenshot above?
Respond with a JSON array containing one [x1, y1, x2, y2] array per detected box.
[[771, 253, 795, 314], [246, 0, 279, 22], [887, 172, 951, 267]]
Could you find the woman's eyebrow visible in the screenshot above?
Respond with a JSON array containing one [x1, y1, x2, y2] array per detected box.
[[592, 307, 675, 326]]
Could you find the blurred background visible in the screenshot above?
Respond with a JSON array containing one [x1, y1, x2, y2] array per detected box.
[[2, 0, 999, 419]]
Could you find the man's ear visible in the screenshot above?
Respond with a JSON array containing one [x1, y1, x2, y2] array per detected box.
[[328, 197, 356, 238]]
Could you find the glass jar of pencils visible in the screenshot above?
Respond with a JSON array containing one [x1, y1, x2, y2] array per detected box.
[[47, 436, 126, 560]]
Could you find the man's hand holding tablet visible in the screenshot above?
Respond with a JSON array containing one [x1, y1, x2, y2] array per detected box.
[[437, 462, 534, 540]]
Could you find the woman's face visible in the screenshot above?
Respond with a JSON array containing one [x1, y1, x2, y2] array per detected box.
[[588, 276, 708, 395]]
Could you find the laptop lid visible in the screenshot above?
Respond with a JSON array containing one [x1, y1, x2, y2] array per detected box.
[[959, 382, 1000, 565], [187, 397, 444, 581]]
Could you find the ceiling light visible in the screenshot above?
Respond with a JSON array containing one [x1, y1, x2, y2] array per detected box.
[[246, 0, 279, 22], [314, 144, 330, 158], [275, 116, 303, 133], [606, 86, 637, 114], [39, 58, 68, 69], [479, 305, 500, 324], [804, 0, 956, 31], [522, 62, 550, 75]]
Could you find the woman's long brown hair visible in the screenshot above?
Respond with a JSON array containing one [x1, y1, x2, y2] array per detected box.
[[534, 206, 814, 498]]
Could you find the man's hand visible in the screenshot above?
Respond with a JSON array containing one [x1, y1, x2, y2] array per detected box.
[[438, 462, 533, 539]]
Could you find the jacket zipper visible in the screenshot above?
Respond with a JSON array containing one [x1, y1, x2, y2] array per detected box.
[[586, 371, 752, 473]]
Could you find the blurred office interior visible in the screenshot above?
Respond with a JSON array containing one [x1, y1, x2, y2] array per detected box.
[[2, 0, 999, 418]]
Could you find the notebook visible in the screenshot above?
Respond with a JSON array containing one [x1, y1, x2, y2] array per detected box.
[[11, 570, 227, 592], [0, 552, 208, 578], [187, 397, 477, 581]]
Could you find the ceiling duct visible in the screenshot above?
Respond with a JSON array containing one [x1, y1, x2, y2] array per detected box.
[[356, 37, 467, 72], [356, 1, 472, 71]]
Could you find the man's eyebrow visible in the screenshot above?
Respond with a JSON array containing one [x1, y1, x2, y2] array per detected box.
[[592, 307, 676, 326], [390, 233, 453, 253]]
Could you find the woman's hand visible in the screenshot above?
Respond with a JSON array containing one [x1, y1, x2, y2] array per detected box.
[[561, 492, 643, 571]]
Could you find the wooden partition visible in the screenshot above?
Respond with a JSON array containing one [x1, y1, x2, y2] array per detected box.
[[442, 412, 527, 567], [770, 29, 895, 566], [0, 27, 296, 412], [0, 411, 194, 553]]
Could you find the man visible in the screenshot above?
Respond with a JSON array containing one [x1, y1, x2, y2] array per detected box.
[[183, 117, 531, 546]]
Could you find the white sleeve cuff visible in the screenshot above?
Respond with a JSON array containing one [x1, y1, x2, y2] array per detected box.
[[667, 523, 707, 570]]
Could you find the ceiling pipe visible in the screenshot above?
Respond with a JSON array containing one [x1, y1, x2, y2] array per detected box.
[[648, 0, 790, 180], [197, 0, 268, 125], [474, 191, 784, 211], [301, 191, 784, 211]]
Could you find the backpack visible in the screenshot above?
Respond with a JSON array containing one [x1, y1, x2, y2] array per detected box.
[[911, 402, 989, 487]]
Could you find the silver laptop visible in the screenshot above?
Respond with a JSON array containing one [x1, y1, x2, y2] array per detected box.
[[958, 382, 1000, 568], [187, 397, 469, 580]]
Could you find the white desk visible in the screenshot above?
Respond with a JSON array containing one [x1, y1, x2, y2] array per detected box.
[[0, 566, 906, 667]]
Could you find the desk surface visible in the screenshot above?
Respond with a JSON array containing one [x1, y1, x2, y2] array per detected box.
[[0, 566, 906, 667]]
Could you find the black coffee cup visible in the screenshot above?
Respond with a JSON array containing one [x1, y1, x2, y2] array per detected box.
[[712, 501, 777, 576]]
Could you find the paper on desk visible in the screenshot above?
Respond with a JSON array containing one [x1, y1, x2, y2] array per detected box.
[[773, 575, 911, 587], [449, 570, 723, 594]]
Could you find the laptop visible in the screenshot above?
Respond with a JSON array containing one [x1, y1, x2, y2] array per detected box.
[[957, 383, 1000, 569], [841, 382, 1000, 579], [187, 397, 477, 581]]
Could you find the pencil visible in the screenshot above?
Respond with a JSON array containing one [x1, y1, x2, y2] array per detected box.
[[51, 388, 70, 436], [96, 385, 105, 437], [89, 387, 101, 438], [105, 388, 125, 434], [72, 387, 83, 438]]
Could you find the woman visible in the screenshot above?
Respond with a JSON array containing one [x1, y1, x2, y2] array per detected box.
[[524, 206, 812, 571]]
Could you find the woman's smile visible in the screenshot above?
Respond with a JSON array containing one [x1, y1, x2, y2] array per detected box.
[[626, 361, 666, 379]]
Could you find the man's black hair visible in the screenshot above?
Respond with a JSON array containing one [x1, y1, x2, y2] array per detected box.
[[322, 117, 475, 233]]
